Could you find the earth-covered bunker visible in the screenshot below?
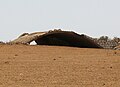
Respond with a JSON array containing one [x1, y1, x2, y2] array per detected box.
[[10, 30, 103, 48]]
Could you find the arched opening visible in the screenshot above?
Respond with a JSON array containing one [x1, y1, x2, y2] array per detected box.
[[35, 32, 102, 48]]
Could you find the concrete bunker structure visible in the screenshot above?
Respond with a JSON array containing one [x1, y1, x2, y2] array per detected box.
[[10, 30, 103, 48]]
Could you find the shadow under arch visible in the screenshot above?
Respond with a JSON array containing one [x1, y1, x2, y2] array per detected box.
[[35, 31, 102, 48]]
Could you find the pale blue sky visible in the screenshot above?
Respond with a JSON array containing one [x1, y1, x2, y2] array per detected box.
[[0, 0, 120, 41]]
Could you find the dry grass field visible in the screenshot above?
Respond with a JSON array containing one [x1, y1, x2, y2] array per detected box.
[[0, 45, 120, 87]]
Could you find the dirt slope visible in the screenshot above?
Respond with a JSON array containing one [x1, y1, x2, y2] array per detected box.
[[0, 45, 120, 87]]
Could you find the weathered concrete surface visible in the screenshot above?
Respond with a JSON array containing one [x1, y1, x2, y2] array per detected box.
[[10, 32, 46, 44]]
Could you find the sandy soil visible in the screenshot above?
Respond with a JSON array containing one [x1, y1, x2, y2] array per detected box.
[[0, 45, 120, 87]]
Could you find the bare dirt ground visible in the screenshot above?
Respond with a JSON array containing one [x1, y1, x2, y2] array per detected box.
[[0, 45, 120, 87]]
